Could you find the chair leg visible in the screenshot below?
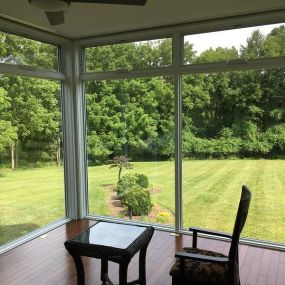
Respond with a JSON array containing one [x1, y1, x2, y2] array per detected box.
[[138, 245, 148, 285], [71, 255, 85, 285], [119, 261, 129, 285], [101, 259, 108, 284]]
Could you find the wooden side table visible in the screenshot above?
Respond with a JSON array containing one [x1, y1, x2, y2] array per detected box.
[[64, 222, 154, 285]]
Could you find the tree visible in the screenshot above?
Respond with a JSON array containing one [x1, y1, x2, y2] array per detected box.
[[0, 32, 61, 168], [182, 27, 285, 159], [0, 75, 61, 168], [0, 121, 17, 156], [20, 79, 61, 163], [109, 155, 133, 182], [195, 47, 238, 63], [0, 87, 17, 160], [86, 76, 174, 160], [0, 31, 57, 70], [2, 26, 285, 166], [263, 25, 285, 57], [240, 30, 266, 58], [86, 82, 126, 160]]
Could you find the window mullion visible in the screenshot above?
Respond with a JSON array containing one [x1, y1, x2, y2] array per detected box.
[[173, 32, 183, 233], [62, 41, 87, 219]]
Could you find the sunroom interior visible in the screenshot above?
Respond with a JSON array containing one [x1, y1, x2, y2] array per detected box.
[[1, 0, 285, 284]]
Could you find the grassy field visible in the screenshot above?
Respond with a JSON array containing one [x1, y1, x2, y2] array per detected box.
[[0, 166, 65, 245], [1, 159, 285, 245], [89, 159, 285, 242]]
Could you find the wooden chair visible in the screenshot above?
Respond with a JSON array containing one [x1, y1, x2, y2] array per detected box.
[[170, 185, 251, 285]]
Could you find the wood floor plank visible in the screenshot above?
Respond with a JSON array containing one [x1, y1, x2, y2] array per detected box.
[[0, 219, 284, 285], [279, 251, 285, 264], [246, 258, 262, 285], [239, 244, 249, 267], [259, 249, 272, 277], [240, 265, 251, 285], [267, 251, 280, 285], [277, 262, 285, 285], [243, 246, 257, 267], [255, 275, 267, 285]]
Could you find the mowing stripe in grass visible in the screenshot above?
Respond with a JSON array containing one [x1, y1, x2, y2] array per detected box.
[[1, 160, 285, 244]]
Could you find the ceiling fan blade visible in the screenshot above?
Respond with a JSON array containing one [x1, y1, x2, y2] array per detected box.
[[45, 10, 65, 26], [70, 0, 146, 5]]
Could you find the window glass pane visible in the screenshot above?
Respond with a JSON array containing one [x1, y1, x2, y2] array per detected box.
[[85, 38, 172, 72], [86, 77, 174, 226], [0, 31, 58, 71], [0, 75, 65, 246], [184, 23, 285, 64], [182, 69, 285, 243]]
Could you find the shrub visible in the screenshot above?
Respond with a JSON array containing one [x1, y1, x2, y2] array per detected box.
[[156, 212, 171, 224], [135, 173, 149, 189], [117, 173, 151, 216], [265, 124, 285, 154], [121, 185, 152, 216], [183, 128, 242, 159], [117, 174, 137, 196], [117, 173, 149, 196]]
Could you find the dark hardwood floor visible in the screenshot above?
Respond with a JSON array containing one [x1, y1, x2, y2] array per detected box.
[[0, 219, 284, 285]]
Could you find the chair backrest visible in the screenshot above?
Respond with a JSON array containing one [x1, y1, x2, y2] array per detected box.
[[228, 185, 251, 283]]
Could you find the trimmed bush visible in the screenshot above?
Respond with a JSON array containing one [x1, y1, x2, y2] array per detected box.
[[135, 173, 149, 189], [117, 173, 149, 196], [117, 174, 137, 196], [117, 172, 152, 216], [121, 185, 152, 216]]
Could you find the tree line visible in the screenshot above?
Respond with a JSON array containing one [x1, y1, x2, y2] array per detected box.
[[86, 26, 285, 161], [0, 26, 285, 168], [0, 32, 61, 168]]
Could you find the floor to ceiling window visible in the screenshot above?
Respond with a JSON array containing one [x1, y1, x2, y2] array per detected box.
[[83, 22, 285, 244], [182, 24, 285, 243], [85, 39, 175, 226], [182, 69, 285, 242], [0, 31, 65, 246]]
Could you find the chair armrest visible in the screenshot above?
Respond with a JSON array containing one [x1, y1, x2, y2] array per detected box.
[[190, 226, 232, 238], [189, 227, 232, 248], [175, 251, 229, 265]]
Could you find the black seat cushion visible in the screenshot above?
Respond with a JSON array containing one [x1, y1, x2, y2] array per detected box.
[[170, 247, 230, 285]]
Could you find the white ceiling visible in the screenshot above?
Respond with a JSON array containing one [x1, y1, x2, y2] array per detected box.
[[1, 0, 285, 39]]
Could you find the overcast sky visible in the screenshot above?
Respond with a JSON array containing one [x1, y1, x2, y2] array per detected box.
[[185, 23, 284, 55]]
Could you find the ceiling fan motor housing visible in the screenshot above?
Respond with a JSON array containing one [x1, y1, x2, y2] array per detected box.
[[28, 0, 147, 26]]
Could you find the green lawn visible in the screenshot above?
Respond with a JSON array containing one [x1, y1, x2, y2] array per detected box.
[[89, 159, 285, 242], [1, 160, 285, 245], [0, 166, 65, 245], [181, 160, 285, 242]]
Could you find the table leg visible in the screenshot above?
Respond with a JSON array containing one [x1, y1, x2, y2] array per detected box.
[[101, 259, 108, 284], [139, 246, 147, 285], [119, 261, 129, 285], [71, 255, 85, 285]]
